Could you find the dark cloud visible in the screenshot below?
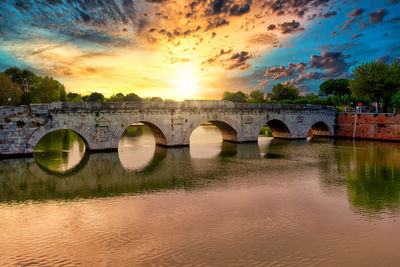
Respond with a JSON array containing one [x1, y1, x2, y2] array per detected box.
[[319, 11, 337, 18], [350, 33, 363, 40], [225, 51, 253, 70], [202, 49, 233, 65], [205, 17, 230, 31], [229, 1, 252, 16], [13, 0, 32, 12], [262, 0, 332, 18], [7, 0, 139, 47], [389, 16, 400, 23], [265, 62, 308, 80], [309, 51, 349, 75], [347, 8, 364, 17], [264, 51, 350, 85], [267, 24, 276, 30], [368, 8, 387, 23], [205, 0, 252, 17], [278, 20, 304, 34]]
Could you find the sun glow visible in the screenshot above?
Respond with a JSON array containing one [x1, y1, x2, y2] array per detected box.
[[172, 66, 199, 100]]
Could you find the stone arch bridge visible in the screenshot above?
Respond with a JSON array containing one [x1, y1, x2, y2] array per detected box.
[[0, 100, 336, 156]]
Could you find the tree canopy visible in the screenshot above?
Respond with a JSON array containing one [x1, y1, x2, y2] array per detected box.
[[30, 76, 66, 103], [0, 72, 22, 105], [87, 92, 105, 102], [249, 90, 265, 102], [349, 61, 400, 111], [319, 79, 350, 105], [270, 83, 299, 101], [222, 91, 248, 103]]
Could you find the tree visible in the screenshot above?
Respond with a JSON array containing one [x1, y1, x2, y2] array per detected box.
[[270, 83, 299, 100], [109, 93, 125, 102], [30, 76, 66, 103], [87, 92, 105, 102], [222, 91, 248, 103], [67, 92, 83, 102], [391, 88, 400, 111], [319, 79, 350, 106], [349, 61, 400, 111], [249, 90, 265, 102], [124, 93, 141, 102], [0, 73, 22, 105], [5, 67, 38, 104]]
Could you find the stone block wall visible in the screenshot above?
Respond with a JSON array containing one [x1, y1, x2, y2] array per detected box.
[[336, 113, 400, 141]]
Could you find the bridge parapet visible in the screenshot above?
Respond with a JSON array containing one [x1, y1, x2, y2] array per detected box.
[[0, 101, 336, 156]]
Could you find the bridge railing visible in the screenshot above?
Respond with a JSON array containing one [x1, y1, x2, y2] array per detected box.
[[0, 101, 337, 115]]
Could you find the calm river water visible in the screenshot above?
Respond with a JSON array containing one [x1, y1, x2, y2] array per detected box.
[[2, 125, 400, 266]]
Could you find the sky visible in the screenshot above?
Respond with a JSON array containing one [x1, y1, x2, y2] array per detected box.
[[0, 0, 399, 100]]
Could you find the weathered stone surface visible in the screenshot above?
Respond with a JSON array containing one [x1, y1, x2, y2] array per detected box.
[[336, 113, 400, 141], [0, 101, 336, 155]]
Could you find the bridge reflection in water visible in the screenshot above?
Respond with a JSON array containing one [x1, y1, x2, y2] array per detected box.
[[0, 125, 400, 217]]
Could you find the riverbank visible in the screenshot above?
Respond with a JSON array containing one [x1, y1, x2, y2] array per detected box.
[[336, 113, 400, 142]]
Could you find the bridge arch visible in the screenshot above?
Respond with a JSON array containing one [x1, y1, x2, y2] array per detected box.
[[307, 121, 333, 137], [258, 119, 292, 139], [27, 126, 92, 153], [184, 119, 239, 144], [114, 119, 168, 147]]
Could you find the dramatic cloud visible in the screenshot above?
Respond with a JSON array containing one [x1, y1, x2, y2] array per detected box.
[[264, 51, 350, 86], [262, 0, 332, 18], [340, 8, 365, 30], [265, 62, 308, 80], [225, 51, 253, 70], [348, 8, 365, 17], [368, 8, 387, 23], [277, 20, 304, 34], [204, 0, 253, 17], [0, 0, 399, 98], [319, 11, 337, 18]]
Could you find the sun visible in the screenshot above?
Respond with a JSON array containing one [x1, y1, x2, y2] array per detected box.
[[172, 66, 199, 100]]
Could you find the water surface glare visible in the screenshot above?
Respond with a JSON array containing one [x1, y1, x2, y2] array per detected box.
[[2, 126, 400, 266]]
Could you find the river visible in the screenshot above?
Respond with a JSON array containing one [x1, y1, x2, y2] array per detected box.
[[1, 125, 400, 266]]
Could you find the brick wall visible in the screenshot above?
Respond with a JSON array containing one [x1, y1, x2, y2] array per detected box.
[[336, 113, 400, 141]]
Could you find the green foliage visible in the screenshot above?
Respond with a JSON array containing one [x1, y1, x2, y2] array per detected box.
[[279, 99, 294, 104], [349, 61, 400, 111], [5, 67, 38, 104], [0, 72, 22, 105], [259, 126, 272, 136], [391, 91, 400, 109], [87, 92, 105, 102], [270, 83, 299, 100], [319, 79, 350, 105], [67, 93, 83, 102], [109, 93, 125, 102], [30, 76, 66, 103], [249, 90, 265, 102], [222, 91, 248, 103], [124, 93, 141, 102]]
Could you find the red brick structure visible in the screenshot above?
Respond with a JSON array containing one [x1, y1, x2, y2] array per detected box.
[[336, 113, 400, 141]]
